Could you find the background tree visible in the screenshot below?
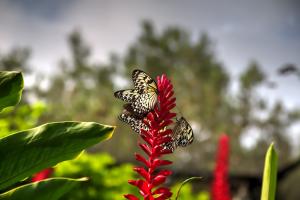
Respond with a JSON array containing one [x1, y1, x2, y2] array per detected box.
[[119, 21, 299, 172], [0, 48, 31, 72]]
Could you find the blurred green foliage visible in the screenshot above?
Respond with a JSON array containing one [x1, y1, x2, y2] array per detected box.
[[0, 102, 45, 138], [54, 152, 138, 200]]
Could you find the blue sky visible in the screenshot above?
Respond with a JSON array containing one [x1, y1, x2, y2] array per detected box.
[[0, 0, 299, 107]]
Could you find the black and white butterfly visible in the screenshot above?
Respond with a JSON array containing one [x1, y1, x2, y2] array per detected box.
[[119, 108, 194, 152], [163, 117, 194, 152], [114, 69, 158, 117]]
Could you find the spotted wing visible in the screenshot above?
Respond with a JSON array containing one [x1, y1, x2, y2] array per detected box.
[[162, 140, 176, 152], [172, 117, 194, 148], [132, 69, 158, 93], [114, 89, 140, 103], [131, 92, 158, 116], [118, 105, 149, 134]]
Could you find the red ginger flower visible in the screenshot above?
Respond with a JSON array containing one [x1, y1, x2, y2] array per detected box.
[[211, 134, 231, 200], [124, 74, 176, 200], [32, 168, 54, 182]]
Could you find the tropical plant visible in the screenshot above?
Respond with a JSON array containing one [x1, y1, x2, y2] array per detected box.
[[0, 71, 115, 199]]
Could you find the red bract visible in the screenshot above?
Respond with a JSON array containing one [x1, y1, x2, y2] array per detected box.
[[32, 168, 54, 182], [211, 134, 231, 200], [124, 74, 176, 200]]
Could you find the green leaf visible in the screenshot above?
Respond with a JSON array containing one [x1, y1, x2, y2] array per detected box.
[[0, 177, 88, 200], [0, 122, 114, 190], [260, 143, 278, 200], [0, 71, 24, 112]]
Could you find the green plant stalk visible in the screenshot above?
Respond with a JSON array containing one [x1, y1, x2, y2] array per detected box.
[[260, 143, 278, 200], [175, 177, 202, 200]]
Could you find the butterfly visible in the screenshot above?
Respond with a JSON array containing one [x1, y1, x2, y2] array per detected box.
[[163, 117, 194, 152], [114, 69, 158, 117], [118, 103, 149, 134]]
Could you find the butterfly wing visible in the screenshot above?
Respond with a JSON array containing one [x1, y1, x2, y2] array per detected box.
[[118, 104, 149, 134], [172, 117, 194, 148], [131, 92, 158, 116], [132, 69, 158, 93], [162, 140, 176, 152], [114, 89, 140, 103]]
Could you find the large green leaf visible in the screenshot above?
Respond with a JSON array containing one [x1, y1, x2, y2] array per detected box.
[[260, 143, 278, 200], [0, 122, 114, 190], [0, 71, 23, 112], [0, 177, 88, 200]]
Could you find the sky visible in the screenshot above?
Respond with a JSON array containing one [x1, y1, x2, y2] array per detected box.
[[1, 0, 299, 102], [0, 0, 300, 104], [0, 0, 299, 104], [1, 0, 300, 149]]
